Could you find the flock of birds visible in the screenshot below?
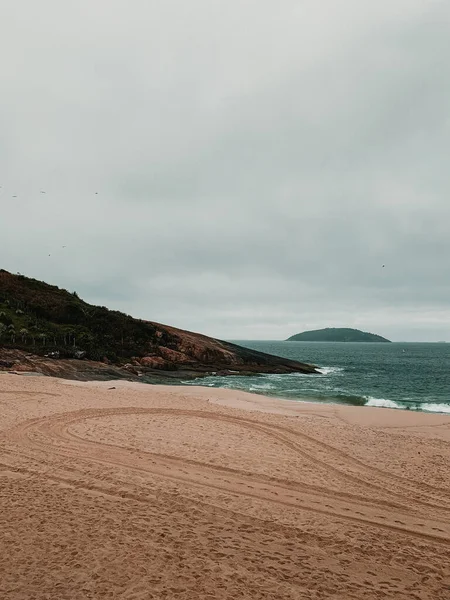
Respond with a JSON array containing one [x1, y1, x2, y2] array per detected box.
[[2, 187, 99, 257], [3, 185, 388, 268]]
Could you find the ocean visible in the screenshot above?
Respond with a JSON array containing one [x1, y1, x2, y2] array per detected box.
[[182, 341, 450, 414]]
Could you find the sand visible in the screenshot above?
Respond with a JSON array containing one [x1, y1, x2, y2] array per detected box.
[[0, 375, 449, 599]]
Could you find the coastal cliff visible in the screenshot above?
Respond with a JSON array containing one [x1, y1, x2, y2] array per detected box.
[[0, 270, 318, 380]]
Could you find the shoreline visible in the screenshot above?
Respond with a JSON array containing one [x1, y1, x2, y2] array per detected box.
[[4, 370, 450, 417], [56, 377, 450, 426], [3, 370, 450, 440]]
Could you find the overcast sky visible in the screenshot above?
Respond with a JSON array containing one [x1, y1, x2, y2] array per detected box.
[[1, 1, 449, 342]]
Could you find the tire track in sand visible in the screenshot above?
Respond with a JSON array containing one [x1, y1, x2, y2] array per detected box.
[[53, 407, 450, 510], [4, 407, 450, 545]]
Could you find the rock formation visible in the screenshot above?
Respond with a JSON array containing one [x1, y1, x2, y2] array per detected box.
[[0, 270, 318, 380]]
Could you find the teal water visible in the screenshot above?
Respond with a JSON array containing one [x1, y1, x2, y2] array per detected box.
[[182, 341, 450, 413]]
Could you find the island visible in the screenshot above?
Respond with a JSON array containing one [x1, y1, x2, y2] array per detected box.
[[0, 269, 318, 380], [286, 327, 391, 343]]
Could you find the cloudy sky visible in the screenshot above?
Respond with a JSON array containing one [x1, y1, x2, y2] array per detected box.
[[1, 1, 449, 341]]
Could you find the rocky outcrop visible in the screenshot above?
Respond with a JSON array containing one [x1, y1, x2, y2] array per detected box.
[[0, 324, 319, 381], [0, 348, 141, 381], [0, 269, 319, 381], [130, 322, 318, 377]]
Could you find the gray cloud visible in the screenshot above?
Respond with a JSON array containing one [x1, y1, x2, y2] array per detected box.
[[1, 0, 449, 341]]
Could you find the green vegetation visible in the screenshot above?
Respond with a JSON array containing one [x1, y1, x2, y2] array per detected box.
[[0, 270, 175, 361], [286, 327, 391, 342]]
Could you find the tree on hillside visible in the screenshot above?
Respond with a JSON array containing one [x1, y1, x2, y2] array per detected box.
[[0, 311, 13, 326], [8, 324, 16, 343]]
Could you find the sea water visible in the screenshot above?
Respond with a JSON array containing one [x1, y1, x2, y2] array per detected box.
[[183, 341, 450, 414]]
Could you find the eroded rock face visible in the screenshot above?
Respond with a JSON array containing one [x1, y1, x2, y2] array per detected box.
[[158, 346, 192, 364], [0, 349, 139, 381], [136, 322, 318, 375], [140, 356, 167, 369]]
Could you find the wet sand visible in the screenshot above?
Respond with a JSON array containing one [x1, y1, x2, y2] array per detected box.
[[1, 374, 449, 599]]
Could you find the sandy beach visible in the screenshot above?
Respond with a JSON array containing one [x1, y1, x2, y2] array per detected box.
[[1, 374, 449, 599]]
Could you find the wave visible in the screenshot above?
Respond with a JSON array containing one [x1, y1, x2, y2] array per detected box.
[[317, 366, 344, 375], [365, 397, 450, 413], [420, 403, 450, 414], [249, 383, 276, 391], [181, 372, 450, 414], [365, 397, 403, 409]]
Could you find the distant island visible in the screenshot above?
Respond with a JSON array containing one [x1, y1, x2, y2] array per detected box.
[[286, 328, 391, 343]]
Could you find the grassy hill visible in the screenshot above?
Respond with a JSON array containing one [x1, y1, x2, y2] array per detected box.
[[0, 269, 169, 361], [0, 270, 318, 377]]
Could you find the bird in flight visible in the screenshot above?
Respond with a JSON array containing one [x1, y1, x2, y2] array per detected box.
[[40, 190, 46, 194]]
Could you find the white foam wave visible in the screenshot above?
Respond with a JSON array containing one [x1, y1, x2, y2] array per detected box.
[[365, 397, 402, 409], [249, 383, 275, 391], [263, 374, 287, 382], [420, 403, 450, 414], [318, 366, 344, 375]]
